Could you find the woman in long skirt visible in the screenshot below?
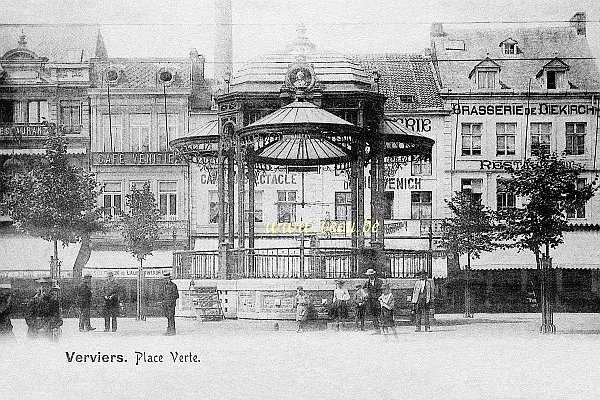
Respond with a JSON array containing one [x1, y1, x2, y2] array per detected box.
[[295, 286, 309, 332]]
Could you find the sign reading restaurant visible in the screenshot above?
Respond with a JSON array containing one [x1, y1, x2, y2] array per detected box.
[[92, 152, 184, 165], [452, 103, 599, 116]]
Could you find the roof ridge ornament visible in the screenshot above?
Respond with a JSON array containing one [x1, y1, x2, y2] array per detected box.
[[18, 31, 27, 49], [286, 23, 316, 61]]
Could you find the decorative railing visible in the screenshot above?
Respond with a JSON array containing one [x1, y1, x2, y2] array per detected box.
[[173, 247, 444, 280]]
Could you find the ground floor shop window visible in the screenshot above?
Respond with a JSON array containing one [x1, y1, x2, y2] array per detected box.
[[567, 178, 587, 219], [411, 191, 431, 219], [461, 178, 482, 202], [277, 190, 297, 223], [496, 179, 516, 210]]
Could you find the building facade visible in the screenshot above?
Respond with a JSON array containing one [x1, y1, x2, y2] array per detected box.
[[85, 53, 213, 272], [431, 12, 600, 311]]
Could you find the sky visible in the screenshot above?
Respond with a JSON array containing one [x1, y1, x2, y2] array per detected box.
[[1, 0, 600, 78]]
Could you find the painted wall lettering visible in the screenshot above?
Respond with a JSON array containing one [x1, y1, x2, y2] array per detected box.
[[452, 103, 599, 116], [397, 117, 432, 132]]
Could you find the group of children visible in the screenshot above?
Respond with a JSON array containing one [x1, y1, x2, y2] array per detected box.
[[295, 279, 398, 335]]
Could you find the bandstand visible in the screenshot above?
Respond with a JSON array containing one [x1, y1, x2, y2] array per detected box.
[[170, 31, 437, 319]]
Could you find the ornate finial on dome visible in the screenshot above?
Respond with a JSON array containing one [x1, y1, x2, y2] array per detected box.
[[18, 30, 27, 48], [286, 23, 316, 61]]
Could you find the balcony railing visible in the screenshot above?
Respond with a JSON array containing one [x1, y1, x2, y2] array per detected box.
[[0, 123, 47, 138], [174, 247, 445, 280]]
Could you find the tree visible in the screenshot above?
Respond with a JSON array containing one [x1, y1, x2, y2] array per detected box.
[[498, 153, 597, 332], [440, 191, 498, 318], [121, 182, 160, 320], [2, 124, 102, 281]]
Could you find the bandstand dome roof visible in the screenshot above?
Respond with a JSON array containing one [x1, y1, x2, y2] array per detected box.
[[240, 100, 355, 134], [230, 25, 373, 93], [239, 100, 360, 166]]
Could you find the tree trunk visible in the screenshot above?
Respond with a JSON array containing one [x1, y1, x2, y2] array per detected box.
[[72, 234, 92, 284], [464, 253, 473, 318], [52, 239, 59, 280], [540, 242, 555, 333], [137, 258, 144, 321]]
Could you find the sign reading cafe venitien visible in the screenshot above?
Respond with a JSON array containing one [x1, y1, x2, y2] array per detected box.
[[92, 152, 184, 165]]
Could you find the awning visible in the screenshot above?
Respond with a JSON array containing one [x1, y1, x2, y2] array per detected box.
[[0, 235, 81, 271], [83, 250, 174, 279], [466, 231, 600, 270], [0, 147, 87, 155]]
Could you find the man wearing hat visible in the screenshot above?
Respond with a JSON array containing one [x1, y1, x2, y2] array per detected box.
[[0, 283, 14, 337], [411, 269, 435, 332], [103, 271, 120, 332], [162, 272, 179, 336], [76, 274, 95, 332], [364, 268, 383, 333]]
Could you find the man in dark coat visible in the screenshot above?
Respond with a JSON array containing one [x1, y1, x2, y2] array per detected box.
[[411, 269, 435, 332], [0, 283, 14, 337], [364, 268, 383, 333], [103, 272, 120, 332], [162, 272, 179, 336], [76, 274, 95, 331]]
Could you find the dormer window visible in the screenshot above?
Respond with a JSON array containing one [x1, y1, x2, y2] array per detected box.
[[500, 38, 519, 55], [477, 71, 496, 89], [503, 43, 516, 55], [537, 57, 569, 90], [469, 57, 501, 90]]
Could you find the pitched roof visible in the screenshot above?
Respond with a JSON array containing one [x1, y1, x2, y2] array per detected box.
[[431, 25, 600, 91], [0, 25, 106, 63], [90, 58, 192, 90], [353, 54, 444, 112]]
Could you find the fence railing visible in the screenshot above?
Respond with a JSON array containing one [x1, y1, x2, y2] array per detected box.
[[174, 247, 443, 280]]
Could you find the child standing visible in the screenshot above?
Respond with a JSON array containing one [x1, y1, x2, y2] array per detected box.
[[332, 280, 350, 329], [378, 283, 398, 337], [353, 283, 368, 331], [294, 286, 309, 333]]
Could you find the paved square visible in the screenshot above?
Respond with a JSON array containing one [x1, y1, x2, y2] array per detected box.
[[2, 313, 600, 399]]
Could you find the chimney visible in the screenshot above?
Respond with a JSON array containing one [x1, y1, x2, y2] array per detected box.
[[214, 0, 233, 83], [190, 49, 210, 109], [570, 12, 586, 36], [431, 23, 446, 37]]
